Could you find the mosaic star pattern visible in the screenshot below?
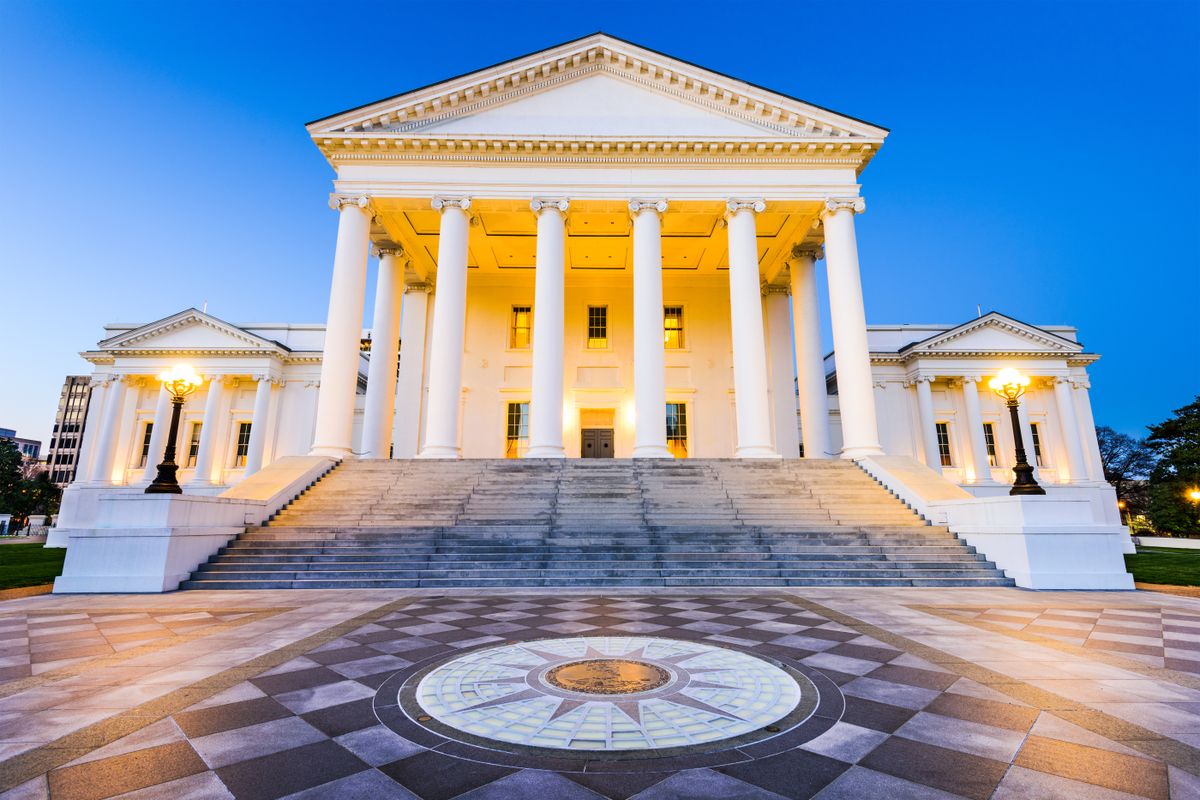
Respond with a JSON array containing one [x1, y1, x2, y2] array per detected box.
[[414, 636, 803, 750]]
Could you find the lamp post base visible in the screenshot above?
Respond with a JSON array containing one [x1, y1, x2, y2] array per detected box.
[[145, 463, 183, 494]]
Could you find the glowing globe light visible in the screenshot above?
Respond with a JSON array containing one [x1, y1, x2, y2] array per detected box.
[[988, 368, 1031, 402]]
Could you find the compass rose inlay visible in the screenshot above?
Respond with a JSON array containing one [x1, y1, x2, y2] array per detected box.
[[412, 636, 803, 751]]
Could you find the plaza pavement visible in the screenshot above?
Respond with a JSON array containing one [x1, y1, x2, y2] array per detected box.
[[0, 587, 1198, 799]]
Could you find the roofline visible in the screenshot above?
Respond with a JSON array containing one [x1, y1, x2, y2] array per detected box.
[[305, 31, 889, 133], [897, 310, 1084, 354]]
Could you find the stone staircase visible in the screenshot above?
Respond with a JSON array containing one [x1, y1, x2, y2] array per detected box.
[[182, 459, 1013, 589]]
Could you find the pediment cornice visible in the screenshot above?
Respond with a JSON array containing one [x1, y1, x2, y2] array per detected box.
[[307, 34, 886, 170], [96, 309, 291, 354], [898, 313, 1084, 356]]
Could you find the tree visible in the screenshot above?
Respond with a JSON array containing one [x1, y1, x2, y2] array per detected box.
[[0, 442, 63, 530], [1146, 396, 1200, 535], [0, 440, 22, 518], [1095, 426, 1156, 512]]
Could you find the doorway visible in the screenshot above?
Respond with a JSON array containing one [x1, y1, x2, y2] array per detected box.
[[581, 428, 615, 458]]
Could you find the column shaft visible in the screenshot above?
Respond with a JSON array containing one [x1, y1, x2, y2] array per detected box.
[[1053, 377, 1089, 483], [311, 196, 372, 457], [726, 201, 778, 458], [74, 379, 106, 484], [188, 377, 227, 486], [420, 199, 471, 458], [393, 285, 430, 458], [630, 201, 670, 458], [243, 377, 274, 477], [764, 287, 800, 457], [789, 251, 833, 459], [822, 199, 883, 458], [527, 200, 568, 458], [139, 388, 173, 483], [1016, 401, 1040, 481], [86, 376, 127, 484], [960, 377, 995, 483], [361, 249, 404, 458], [914, 377, 942, 474]]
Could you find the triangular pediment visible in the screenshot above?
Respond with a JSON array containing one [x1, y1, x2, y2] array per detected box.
[[98, 309, 288, 352], [307, 33, 888, 143], [903, 313, 1083, 355]]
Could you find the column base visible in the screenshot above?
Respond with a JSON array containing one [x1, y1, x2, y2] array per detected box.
[[525, 446, 566, 459], [632, 445, 672, 459], [735, 446, 782, 459], [417, 446, 461, 459], [309, 446, 352, 458], [843, 446, 885, 460]]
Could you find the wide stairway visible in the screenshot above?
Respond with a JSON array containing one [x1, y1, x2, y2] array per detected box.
[[183, 459, 1013, 589]]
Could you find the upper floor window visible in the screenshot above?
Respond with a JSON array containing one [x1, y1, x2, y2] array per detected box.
[[137, 422, 154, 468], [587, 306, 608, 349], [233, 422, 252, 467], [510, 305, 532, 349], [1030, 422, 1045, 467], [663, 306, 684, 350], [982, 422, 998, 467], [666, 402, 688, 459], [935, 422, 954, 467], [505, 402, 529, 459]]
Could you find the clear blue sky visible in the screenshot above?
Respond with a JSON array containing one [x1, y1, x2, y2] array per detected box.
[[2, 1, 1196, 447]]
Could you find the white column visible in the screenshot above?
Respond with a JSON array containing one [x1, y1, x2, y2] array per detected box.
[[725, 200, 779, 458], [419, 197, 471, 459], [393, 282, 431, 458], [960, 376, 995, 484], [138, 387, 173, 484], [243, 376, 275, 477], [311, 194, 372, 458], [74, 378, 107, 484], [821, 198, 883, 459], [86, 375, 127, 484], [788, 247, 833, 459], [914, 376, 941, 474], [527, 198, 569, 458], [764, 285, 800, 458], [187, 376, 227, 487], [630, 200, 671, 458], [1053, 376, 1089, 483], [1072, 377, 1104, 481], [1016, 400, 1040, 481], [361, 247, 405, 459]]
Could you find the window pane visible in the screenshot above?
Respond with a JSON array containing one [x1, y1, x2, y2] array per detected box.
[[234, 422, 252, 467], [664, 306, 684, 350], [187, 423, 202, 467], [138, 422, 154, 468], [510, 305, 532, 349], [505, 402, 529, 459], [982, 423, 997, 466], [587, 306, 608, 349], [666, 402, 688, 459], [935, 422, 953, 467], [1030, 423, 1044, 466]]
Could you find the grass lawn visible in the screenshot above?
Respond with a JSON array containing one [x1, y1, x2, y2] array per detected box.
[[1126, 546, 1200, 587], [0, 543, 66, 589]]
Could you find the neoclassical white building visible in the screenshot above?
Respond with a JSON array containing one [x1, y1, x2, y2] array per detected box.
[[51, 34, 1130, 592]]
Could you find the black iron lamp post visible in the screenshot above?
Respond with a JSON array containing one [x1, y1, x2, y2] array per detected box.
[[145, 365, 203, 494], [988, 368, 1045, 496]]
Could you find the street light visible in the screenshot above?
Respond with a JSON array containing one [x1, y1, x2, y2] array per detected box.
[[1188, 488, 1200, 504], [988, 368, 1046, 496], [145, 365, 203, 494]]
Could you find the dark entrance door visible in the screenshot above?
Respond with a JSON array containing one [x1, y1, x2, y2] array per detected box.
[[581, 428, 614, 458]]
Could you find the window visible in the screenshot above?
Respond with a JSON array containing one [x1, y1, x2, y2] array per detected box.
[[666, 403, 688, 459], [1030, 422, 1045, 467], [982, 422, 998, 467], [233, 422, 252, 467], [509, 305, 532, 349], [137, 422, 154, 468], [663, 306, 684, 349], [587, 306, 608, 349], [186, 422, 202, 468], [505, 402, 529, 459], [934, 422, 954, 467]]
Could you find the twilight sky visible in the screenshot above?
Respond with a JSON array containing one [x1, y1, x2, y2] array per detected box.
[[1, 0, 1196, 447]]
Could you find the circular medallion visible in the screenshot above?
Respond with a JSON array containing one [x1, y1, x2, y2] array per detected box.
[[545, 659, 671, 695], [410, 636, 803, 752]]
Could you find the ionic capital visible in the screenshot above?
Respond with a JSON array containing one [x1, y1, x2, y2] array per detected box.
[[329, 194, 372, 213], [789, 243, 825, 263], [431, 196, 471, 212], [914, 375, 936, 385], [404, 281, 433, 294], [628, 199, 668, 217], [761, 282, 790, 297], [961, 375, 982, 386], [820, 197, 866, 220], [530, 198, 570, 214], [372, 243, 404, 259], [725, 199, 766, 218]]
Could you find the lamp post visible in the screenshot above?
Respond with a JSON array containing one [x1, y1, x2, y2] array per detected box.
[[145, 365, 203, 494], [988, 368, 1045, 496]]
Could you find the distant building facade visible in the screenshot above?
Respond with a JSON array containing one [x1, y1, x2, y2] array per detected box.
[[0, 428, 42, 462], [44, 376, 93, 487]]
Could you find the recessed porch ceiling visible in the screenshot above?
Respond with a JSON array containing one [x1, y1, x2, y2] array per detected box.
[[372, 198, 822, 281]]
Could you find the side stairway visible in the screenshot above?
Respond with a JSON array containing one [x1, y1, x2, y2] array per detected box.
[[182, 459, 1014, 589]]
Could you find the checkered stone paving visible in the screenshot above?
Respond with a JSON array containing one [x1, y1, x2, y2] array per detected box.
[[2, 591, 1198, 800]]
